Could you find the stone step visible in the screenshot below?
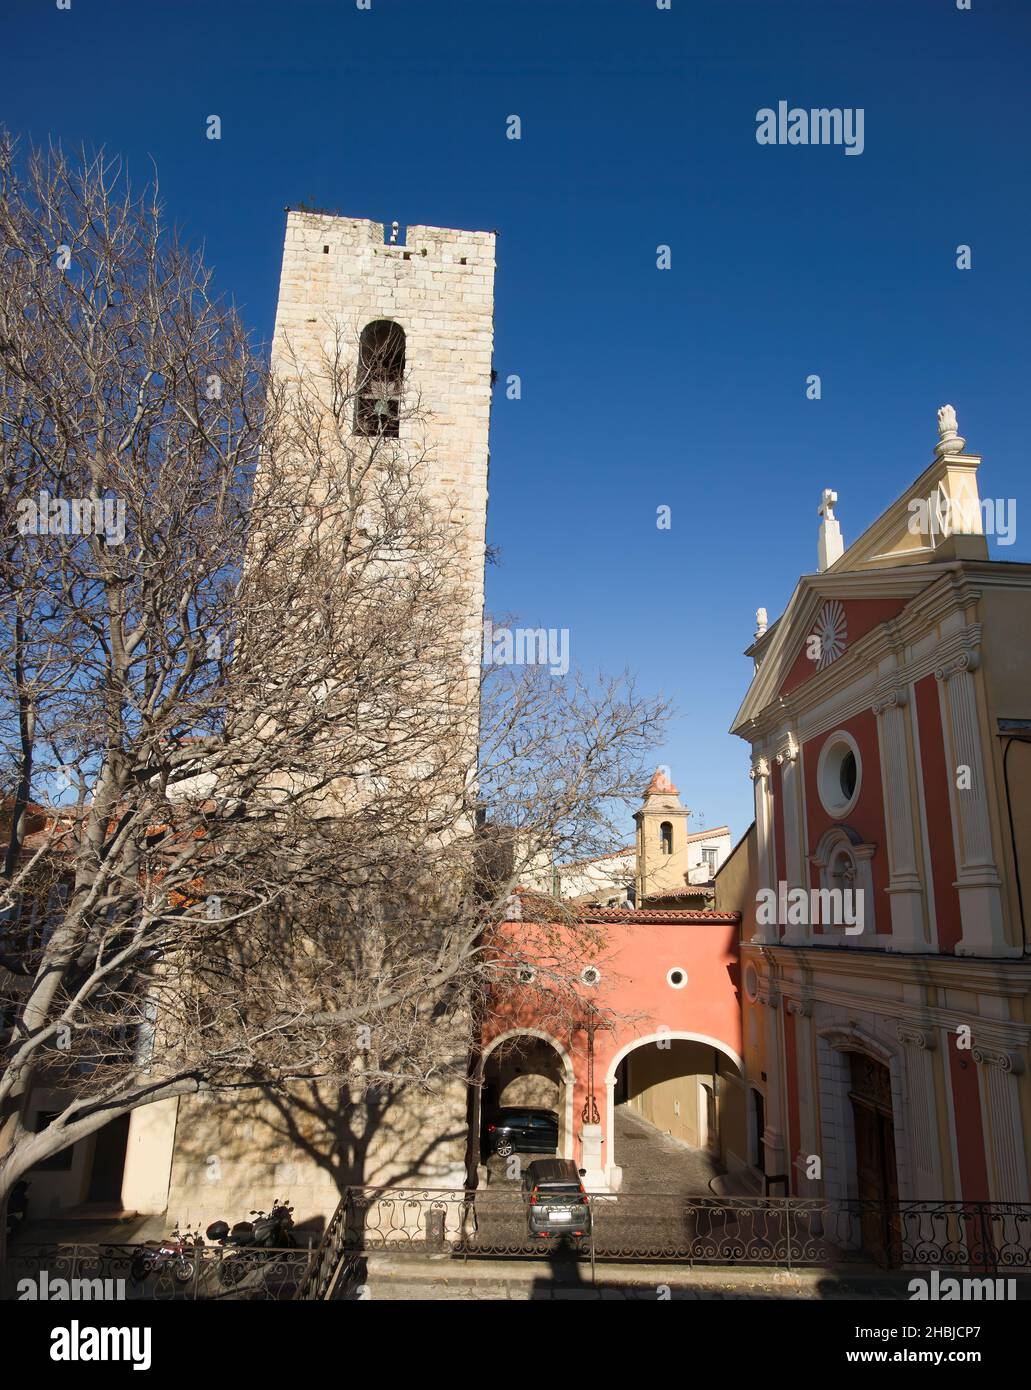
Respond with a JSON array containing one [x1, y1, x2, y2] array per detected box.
[[347, 1253, 916, 1301]]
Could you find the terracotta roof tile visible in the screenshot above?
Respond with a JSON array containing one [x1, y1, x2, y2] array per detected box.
[[645, 883, 715, 901], [510, 889, 738, 927], [645, 768, 679, 796], [575, 906, 739, 925]]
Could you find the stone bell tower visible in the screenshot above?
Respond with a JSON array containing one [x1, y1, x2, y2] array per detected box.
[[159, 216, 498, 1228], [634, 768, 692, 900], [270, 211, 496, 696]]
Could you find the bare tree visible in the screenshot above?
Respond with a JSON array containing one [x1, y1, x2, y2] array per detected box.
[[0, 133, 670, 1237]]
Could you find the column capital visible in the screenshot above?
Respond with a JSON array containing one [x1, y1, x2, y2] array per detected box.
[[749, 756, 771, 782], [873, 685, 909, 716], [972, 1046, 1025, 1075], [896, 1022, 937, 1051], [775, 736, 799, 765], [935, 646, 981, 682], [757, 977, 781, 1008]]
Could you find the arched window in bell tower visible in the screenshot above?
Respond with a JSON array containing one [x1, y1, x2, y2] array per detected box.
[[659, 821, 674, 855], [355, 319, 405, 437]]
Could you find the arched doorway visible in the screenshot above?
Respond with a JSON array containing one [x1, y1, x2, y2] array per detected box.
[[475, 1030, 575, 1165], [606, 1032, 745, 1188]]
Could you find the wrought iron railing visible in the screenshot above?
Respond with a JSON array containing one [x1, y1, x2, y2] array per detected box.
[[2, 1243, 313, 1302], [17, 1197, 1023, 1302], [309, 1188, 1031, 1280], [295, 1190, 366, 1301]]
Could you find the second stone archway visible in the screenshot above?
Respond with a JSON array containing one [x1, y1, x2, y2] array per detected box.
[[478, 1028, 576, 1163], [605, 1031, 745, 1189]]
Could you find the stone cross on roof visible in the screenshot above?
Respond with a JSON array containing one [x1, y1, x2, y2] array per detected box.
[[817, 488, 844, 571]]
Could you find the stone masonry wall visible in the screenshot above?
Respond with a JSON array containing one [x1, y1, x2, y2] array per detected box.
[[271, 211, 496, 689], [163, 214, 496, 1228]]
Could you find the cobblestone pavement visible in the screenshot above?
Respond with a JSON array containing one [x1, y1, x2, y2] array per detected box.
[[484, 1106, 723, 1195], [476, 1106, 729, 1250], [612, 1107, 724, 1194]]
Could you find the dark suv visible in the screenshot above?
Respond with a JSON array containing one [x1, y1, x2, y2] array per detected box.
[[522, 1159, 592, 1238], [483, 1107, 559, 1158]]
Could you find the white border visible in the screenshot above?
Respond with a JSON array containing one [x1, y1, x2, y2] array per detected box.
[[817, 728, 862, 819]]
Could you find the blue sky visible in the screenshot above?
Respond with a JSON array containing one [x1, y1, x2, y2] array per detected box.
[[6, 0, 1030, 840]]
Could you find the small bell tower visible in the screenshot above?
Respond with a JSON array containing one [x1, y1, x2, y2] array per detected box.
[[634, 768, 691, 900]]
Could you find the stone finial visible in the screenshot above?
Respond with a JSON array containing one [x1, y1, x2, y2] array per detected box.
[[755, 607, 768, 639], [817, 488, 844, 572], [389, 220, 400, 245], [935, 403, 966, 457]]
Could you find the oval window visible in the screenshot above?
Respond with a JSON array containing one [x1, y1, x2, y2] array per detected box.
[[817, 731, 862, 819]]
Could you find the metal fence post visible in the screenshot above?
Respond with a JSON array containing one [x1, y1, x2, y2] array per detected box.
[[978, 1203, 998, 1275], [589, 1198, 596, 1286]]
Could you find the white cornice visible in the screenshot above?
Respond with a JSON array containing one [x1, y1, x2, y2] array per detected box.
[[766, 970, 1031, 1052], [742, 940, 1031, 996], [734, 574, 987, 747], [731, 567, 954, 737]]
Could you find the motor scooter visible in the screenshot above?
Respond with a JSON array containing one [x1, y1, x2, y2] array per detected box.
[[205, 1198, 297, 1286]]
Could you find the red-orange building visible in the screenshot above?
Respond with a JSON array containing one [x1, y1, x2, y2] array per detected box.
[[479, 899, 743, 1190]]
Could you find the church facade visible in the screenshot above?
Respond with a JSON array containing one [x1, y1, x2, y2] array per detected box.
[[719, 408, 1031, 1242]]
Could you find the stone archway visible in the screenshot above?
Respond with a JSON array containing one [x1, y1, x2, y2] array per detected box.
[[476, 1029, 576, 1164], [605, 1032, 744, 1189]]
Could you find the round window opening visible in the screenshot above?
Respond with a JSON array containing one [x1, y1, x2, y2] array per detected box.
[[839, 750, 857, 803], [666, 967, 687, 990], [817, 731, 862, 819], [581, 965, 602, 988], [516, 964, 536, 986], [744, 963, 759, 1002]]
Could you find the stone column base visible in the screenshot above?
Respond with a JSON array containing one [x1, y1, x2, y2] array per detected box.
[[579, 1123, 607, 1190]]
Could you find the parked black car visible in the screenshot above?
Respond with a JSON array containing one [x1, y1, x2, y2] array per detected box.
[[483, 1107, 559, 1158], [522, 1159, 592, 1238]]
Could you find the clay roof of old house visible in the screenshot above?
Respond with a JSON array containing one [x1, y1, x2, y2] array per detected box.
[[510, 888, 738, 927], [575, 906, 739, 924], [684, 825, 731, 842], [643, 883, 715, 902]]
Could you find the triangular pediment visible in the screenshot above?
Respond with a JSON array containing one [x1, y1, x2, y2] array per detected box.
[[731, 568, 944, 734], [731, 445, 993, 735]]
